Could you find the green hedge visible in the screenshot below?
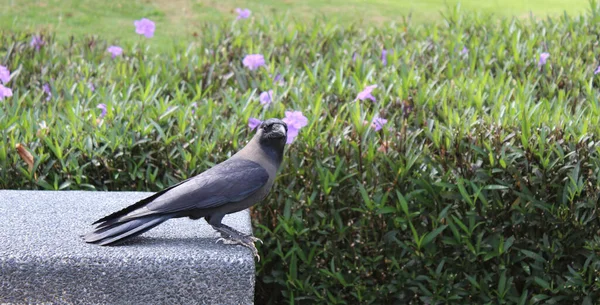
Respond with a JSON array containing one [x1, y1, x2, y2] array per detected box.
[[2, 4, 600, 304]]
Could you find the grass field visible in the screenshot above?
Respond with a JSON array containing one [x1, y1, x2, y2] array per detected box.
[[0, 0, 590, 50]]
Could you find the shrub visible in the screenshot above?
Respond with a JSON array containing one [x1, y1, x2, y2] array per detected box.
[[2, 4, 600, 304]]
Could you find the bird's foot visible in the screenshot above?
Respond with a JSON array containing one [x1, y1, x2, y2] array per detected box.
[[216, 235, 260, 261], [246, 235, 263, 244], [212, 224, 262, 261]]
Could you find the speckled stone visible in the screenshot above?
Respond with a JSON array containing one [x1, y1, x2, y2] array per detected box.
[[0, 190, 255, 305]]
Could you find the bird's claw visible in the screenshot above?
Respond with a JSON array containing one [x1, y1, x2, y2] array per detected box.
[[248, 235, 263, 244], [216, 234, 261, 261], [245, 241, 260, 262]]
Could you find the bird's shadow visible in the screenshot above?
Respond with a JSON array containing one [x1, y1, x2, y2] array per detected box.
[[106, 236, 231, 250]]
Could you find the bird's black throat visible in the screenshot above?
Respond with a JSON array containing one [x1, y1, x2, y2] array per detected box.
[[259, 137, 286, 165]]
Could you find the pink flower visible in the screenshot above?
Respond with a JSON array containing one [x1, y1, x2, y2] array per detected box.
[[242, 54, 266, 71], [107, 46, 123, 58], [282, 111, 308, 129], [356, 85, 377, 102], [30, 35, 45, 50], [273, 74, 285, 86], [0, 84, 13, 100], [235, 8, 251, 19], [538, 52, 550, 68], [286, 126, 299, 144], [259, 90, 273, 106], [282, 111, 308, 144], [248, 117, 262, 130], [134, 18, 155, 38], [371, 116, 388, 131], [0, 65, 10, 84], [42, 83, 52, 101], [97, 104, 107, 119]]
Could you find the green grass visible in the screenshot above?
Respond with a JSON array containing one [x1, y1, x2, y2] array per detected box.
[[0, 0, 590, 50]]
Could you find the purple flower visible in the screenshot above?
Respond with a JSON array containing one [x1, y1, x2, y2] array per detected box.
[[259, 90, 273, 106], [356, 85, 377, 102], [460, 46, 469, 56], [282, 111, 308, 144], [97, 103, 107, 119], [273, 74, 285, 86], [286, 126, 299, 144], [248, 117, 262, 130], [538, 52, 550, 68], [0, 65, 10, 84], [594, 66, 600, 75], [107, 46, 123, 58], [242, 54, 266, 71], [352, 52, 358, 62], [371, 116, 388, 131], [30, 35, 45, 50], [235, 8, 251, 19], [381, 49, 388, 66], [88, 82, 95, 92], [42, 83, 51, 101], [283, 111, 309, 129], [0, 84, 12, 100], [190, 102, 197, 114], [134, 18, 155, 38]]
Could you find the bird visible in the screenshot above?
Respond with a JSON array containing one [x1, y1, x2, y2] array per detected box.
[[83, 118, 288, 260]]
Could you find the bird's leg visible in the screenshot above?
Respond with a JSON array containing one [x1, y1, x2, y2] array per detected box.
[[212, 224, 261, 261], [219, 224, 262, 244]]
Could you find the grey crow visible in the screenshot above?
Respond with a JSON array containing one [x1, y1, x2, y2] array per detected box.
[[83, 118, 288, 260]]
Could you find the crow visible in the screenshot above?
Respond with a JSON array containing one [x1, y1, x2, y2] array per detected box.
[[83, 118, 288, 259]]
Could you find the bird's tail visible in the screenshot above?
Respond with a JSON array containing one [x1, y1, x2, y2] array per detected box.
[[83, 215, 171, 246]]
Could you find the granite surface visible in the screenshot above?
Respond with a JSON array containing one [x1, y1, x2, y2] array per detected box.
[[0, 190, 255, 305]]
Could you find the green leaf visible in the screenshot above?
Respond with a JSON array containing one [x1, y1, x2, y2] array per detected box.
[[396, 191, 410, 216], [290, 252, 297, 281], [377, 206, 396, 214], [422, 225, 447, 247], [358, 183, 372, 210], [502, 236, 515, 253], [521, 249, 546, 263], [483, 184, 509, 190], [457, 180, 474, 206], [533, 276, 551, 290]]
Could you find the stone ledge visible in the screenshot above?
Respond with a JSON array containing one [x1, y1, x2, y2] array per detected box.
[[0, 190, 255, 305]]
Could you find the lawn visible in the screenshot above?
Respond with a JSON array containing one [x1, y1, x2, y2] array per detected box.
[[0, 0, 590, 50]]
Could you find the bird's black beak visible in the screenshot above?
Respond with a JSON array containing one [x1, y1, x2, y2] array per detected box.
[[271, 123, 287, 138]]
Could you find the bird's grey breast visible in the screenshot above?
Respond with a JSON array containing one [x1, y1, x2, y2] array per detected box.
[[227, 155, 279, 212]]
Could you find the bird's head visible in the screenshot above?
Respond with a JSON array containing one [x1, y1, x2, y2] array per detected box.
[[257, 118, 288, 153]]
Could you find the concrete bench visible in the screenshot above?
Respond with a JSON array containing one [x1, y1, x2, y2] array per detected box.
[[0, 190, 255, 305]]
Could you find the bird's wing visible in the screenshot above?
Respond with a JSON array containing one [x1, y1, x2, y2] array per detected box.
[[92, 177, 193, 225], [128, 158, 270, 217]]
